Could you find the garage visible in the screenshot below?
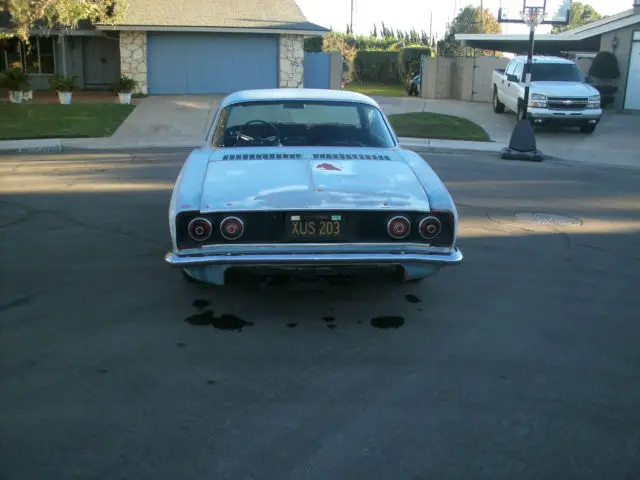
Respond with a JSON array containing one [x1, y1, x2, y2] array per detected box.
[[147, 33, 279, 95]]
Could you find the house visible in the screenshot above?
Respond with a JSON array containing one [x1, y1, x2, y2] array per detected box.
[[0, 0, 330, 94], [455, 0, 640, 110]]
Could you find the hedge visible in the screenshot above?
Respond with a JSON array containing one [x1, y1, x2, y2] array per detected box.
[[349, 48, 432, 84], [398, 47, 432, 79]]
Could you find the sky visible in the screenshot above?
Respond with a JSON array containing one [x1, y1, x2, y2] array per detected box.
[[296, 0, 634, 37]]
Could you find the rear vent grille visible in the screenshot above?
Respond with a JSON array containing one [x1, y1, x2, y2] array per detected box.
[[312, 153, 391, 160], [222, 153, 303, 160]]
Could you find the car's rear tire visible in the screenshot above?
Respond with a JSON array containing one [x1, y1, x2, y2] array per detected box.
[[580, 124, 597, 134], [493, 88, 505, 113]]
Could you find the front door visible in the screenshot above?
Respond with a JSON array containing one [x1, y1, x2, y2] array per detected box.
[[83, 37, 120, 89]]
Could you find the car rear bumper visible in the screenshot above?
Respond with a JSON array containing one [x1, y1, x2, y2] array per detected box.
[[165, 246, 463, 268]]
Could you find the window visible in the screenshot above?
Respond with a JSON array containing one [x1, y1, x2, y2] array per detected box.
[[513, 62, 524, 82], [1, 37, 56, 74], [505, 60, 517, 76], [529, 63, 584, 82], [212, 100, 396, 149]]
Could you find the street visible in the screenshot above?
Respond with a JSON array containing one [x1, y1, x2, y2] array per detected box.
[[1, 150, 639, 479]]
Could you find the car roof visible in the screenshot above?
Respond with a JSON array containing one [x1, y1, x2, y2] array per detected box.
[[511, 55, 575, 64], [219, 88, 382, 108]]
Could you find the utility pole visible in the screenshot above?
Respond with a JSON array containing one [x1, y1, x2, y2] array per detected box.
[[350, 0, 354, 34], [480, 0, 485, 32], [429, 11, 433, 41]]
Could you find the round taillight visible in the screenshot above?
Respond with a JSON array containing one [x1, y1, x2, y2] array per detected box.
[[387, 216, 411, 239], [419, 216, 442, 240], [188, 217, 213, 242], [220, 216, 244, 240]]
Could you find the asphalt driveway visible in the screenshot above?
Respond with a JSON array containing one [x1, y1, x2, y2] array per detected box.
[[1, 151, 640, 479]]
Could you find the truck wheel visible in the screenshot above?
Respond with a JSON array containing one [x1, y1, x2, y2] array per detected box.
[[580, 124, 596, 134], [493, 88, 505, 113]]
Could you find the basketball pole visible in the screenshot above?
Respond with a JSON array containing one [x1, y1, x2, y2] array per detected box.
[[522, 26, 535, 119]]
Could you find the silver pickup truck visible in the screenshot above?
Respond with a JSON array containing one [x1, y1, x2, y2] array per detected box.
[[492, 55, 602, 134]]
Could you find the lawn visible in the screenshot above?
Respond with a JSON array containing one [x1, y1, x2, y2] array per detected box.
[[387, 112, 491, 142], [0, 103, 136, 140], [344, 82, 407, 97]]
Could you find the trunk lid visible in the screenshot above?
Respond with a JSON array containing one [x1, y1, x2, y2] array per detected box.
[[199, 149, 430, 212]]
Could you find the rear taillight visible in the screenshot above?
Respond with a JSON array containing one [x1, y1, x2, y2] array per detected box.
[[188, 217, 213, 242], [220, 216, 244, 240], [387, 216, 411, 239], [419, 216, 442, 240]]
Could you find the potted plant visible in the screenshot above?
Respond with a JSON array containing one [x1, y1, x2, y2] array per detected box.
[[113, 75, 138, 104], [49, 75, 77, 104], [23, 78, 33, 101], [0, 68, 30, 103]]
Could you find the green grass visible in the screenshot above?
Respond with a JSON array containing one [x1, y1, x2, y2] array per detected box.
[[0, 103, 136, 140], [387, 112, 491, 142], [344, 82, 407, 97]]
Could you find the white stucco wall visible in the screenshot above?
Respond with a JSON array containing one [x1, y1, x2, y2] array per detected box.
[[279, 34, 304, 88], [119, 31, 148, 94]]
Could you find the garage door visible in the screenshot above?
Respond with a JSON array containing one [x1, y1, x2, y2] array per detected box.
[[147, 33, 279, 94], [624, 32, 640, 110]]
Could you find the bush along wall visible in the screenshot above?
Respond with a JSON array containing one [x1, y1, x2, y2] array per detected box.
[[349, 47, 432, 84], [353, 51, 401, 84], [397, 47, 432, 80]]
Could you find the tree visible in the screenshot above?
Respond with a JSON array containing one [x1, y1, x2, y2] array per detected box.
[[440, 5, 502, 56], [551, 2, 602, 34], [371, 24, 378, 38], [1, 0, 128, 41]]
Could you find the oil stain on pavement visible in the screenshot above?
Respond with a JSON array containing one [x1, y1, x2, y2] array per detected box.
[[185, 310, 254, 331], [370, 316, 405, 329]]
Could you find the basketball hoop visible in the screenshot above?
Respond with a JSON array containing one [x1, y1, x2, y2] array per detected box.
[[522, 6, 545, 28]]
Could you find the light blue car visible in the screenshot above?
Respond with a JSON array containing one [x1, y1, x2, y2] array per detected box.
[[165, 88, 462, 286]]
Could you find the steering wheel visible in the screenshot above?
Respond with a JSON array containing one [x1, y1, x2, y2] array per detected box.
[[235, 120, 279, 145]]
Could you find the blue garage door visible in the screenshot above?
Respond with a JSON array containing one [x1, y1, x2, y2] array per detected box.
[[147, 33, 279, 94]]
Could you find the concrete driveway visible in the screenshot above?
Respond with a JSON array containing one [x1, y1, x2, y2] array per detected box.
[[377, 96, 640, 168], [108, 95, 223, 148], [2, 150, 640, 479], [99, 94, 640, 168]]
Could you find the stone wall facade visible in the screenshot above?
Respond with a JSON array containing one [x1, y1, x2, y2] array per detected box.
[[120, 31, 148, 94], [279, 35, 304, 88]]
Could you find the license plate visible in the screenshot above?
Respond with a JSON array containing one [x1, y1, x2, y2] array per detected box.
[[288, 214, 345, 240]]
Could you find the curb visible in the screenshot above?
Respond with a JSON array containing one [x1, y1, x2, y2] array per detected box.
[[0, 139, 63, 154]]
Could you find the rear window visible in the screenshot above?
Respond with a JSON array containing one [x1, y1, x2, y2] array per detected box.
[[211, 100, 396, 149]]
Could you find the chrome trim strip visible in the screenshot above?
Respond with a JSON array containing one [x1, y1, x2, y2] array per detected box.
[[178, 242, 454, 256], [165, 248, 463, 268]]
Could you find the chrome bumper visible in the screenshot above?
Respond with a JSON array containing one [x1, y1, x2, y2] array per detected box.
[[165, 246, 463, 268]]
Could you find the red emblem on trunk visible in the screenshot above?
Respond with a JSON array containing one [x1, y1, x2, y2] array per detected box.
[[316, 163, 341, 171]]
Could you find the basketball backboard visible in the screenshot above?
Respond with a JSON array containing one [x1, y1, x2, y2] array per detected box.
[[498, 0, 572, 25]]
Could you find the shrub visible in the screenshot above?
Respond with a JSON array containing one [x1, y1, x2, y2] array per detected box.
[[588, 51, 620, 79], [113, 75, 138, 93], [354, 51, 401, 84], [49, 75, 77, 92], [0, 68, 30, 91], [398, 47, 432, 80]]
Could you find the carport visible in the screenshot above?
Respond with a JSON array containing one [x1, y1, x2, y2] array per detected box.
[[455, 33, 600, 56]]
